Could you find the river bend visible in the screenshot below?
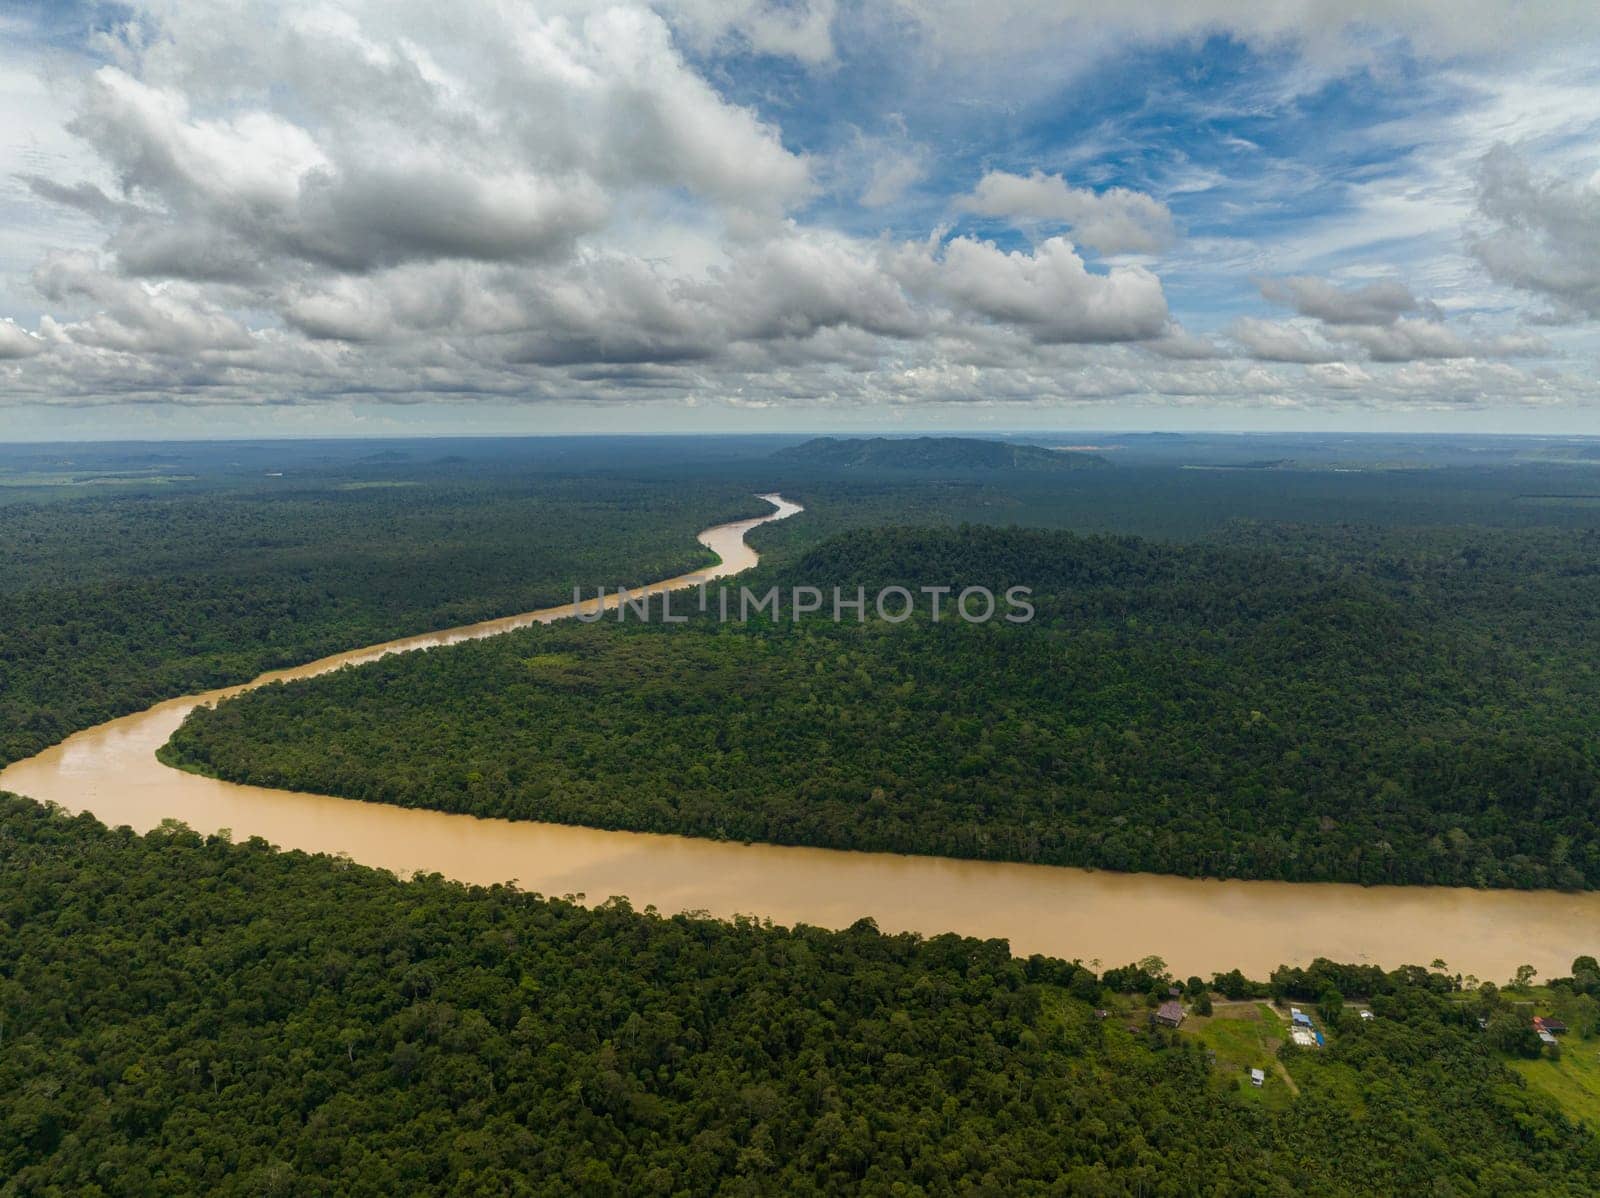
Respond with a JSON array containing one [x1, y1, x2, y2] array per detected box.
[[5, 492, 1597, 979]]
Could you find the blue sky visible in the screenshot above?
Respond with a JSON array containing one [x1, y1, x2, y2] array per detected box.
[[726, 28, 1491, 313], [1, 1, 1599, 438]]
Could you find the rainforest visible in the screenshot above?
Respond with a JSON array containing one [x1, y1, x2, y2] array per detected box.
[[164, 519, 1600, 889], [7, 434, 1600, 1194]]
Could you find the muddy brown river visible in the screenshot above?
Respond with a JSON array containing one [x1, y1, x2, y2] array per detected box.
[[5, 492, 1597, 979]]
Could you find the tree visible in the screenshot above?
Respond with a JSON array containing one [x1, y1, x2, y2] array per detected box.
[[1485, 1010, 1542, 1058], [1213, 969, 1251, 1000], [1572, 957, 1600, 994], [1138, 956, 1170, 984], [338, 1026, 364, 1064], [1068, 967, 1102, 1004], [1318, 987, 1344, 1027], [6, 793, 1600, 1194], [1553, 992, 1600, 1040]]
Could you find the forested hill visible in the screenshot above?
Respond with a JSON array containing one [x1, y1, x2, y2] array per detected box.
[[773, 436, 1105, 471], [165, 522, 1600, 889], [4, 795, 1599, 1195]]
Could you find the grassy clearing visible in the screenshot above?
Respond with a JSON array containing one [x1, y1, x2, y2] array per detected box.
[[1513, 1045, 1600, 1132], [1185, 1002, 1296, 1110], [1457, 987, 1600, 1131]]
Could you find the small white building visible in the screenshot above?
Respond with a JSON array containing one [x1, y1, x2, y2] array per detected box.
[[1359, 1010, 1375, 1021], [1250, 1068, 1266, 1088]]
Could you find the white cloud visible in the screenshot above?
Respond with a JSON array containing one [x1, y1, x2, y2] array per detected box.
[[888, 1, 1597, 64], [0, 319, 45, 359], [1231, 317, 1342, 363], [1471, 144, 1600, 320], [0, 0, 1594, 425], [52, 6, 808, 285], [861, 152, 927, 209], [708, 234, 927, 342], [1258, 275, 1427, 325], [1338, 316, 1548, 362], [32, 252, 255, 354], [662, 0, 838, 66], [1305, 361, 1371, 389], [572, 7, 813, 211], [1249, 272, 1553, 363], [899, 236, 1169, 342], [959, 171, 1176, 254], [1139, 323, 1230, 359], [74, 66, 328, 214]]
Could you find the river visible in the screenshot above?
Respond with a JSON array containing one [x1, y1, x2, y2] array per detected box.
[[4, 491, 1597, 980]]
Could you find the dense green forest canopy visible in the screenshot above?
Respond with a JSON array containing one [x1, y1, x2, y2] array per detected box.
[[11, 436, 1600, 1192], [12, 432, 1600, 775], [772, 436, 1106, 471], [167, 519, 1600, 889], [3, 795, 1597, 1196], [0, 473, 771, 768]]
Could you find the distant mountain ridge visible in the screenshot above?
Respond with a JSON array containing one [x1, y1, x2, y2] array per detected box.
[[773, 436, 1106, 471]]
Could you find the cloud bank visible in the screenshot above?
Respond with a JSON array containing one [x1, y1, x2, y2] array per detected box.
[[0, 0, 1593, 424]]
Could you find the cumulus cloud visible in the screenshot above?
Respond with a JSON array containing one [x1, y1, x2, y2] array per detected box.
[[33, 252, 255, 355], [1247, 273, 1550, 364], [708, 235, 927, 343], [61, 58, 611, 280], [1338, 317, 1472, 362], [959, 171, 1176, 254], [1337, 317, 1548, 362], [1138, 324, 1230, 360], [276, 228, 1166, 365], [0, 320, 46, 360], [0, 0, 1588, 422], [1230, 317, 1342, 363], [1471, 144, 1600, 321], [1258, 275, 1428, 325], [55, 9, 790, 280], [4, 0, 1185, 406], [898, 236, 1168, 342], [1305, 361, 1371, 389]]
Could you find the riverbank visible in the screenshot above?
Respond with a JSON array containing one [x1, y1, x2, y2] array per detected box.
[[4, 491, 1597, 980]]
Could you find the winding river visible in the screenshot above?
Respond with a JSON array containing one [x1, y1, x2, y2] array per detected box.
[[5, 491, 1599, 980]]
